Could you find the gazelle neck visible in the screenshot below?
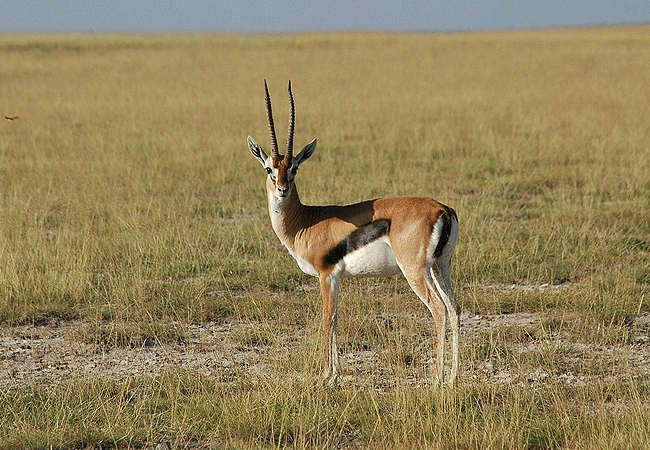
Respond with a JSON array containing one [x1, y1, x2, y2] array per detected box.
[[266, 178, 305, 247]]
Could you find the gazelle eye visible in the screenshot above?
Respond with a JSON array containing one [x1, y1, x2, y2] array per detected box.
[[265, 167, 272, 175]]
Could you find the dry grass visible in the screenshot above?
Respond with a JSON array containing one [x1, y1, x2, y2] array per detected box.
[[1, 26, 649, 448]]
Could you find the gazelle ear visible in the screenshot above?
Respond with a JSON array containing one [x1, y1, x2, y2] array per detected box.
[[248, 136, 268, 167], [293, 138, 317, 167]]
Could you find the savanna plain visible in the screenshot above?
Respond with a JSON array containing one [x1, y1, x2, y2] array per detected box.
[[1, 26, 650, 449]]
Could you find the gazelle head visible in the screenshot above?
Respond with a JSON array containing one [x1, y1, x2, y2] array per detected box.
[[248, 80, 317, 200]]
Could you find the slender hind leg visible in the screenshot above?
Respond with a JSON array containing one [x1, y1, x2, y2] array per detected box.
[[401, 268, 448, 385], [430, 261, 460, 384]]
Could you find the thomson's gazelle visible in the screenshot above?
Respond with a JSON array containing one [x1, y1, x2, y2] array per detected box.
[[247, 81, 460, 384]]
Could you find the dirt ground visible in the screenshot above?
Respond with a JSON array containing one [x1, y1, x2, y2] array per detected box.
[[2, 309, 650, 390]]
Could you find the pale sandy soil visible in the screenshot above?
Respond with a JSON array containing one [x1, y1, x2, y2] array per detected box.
[[2, 311, 649, 390]]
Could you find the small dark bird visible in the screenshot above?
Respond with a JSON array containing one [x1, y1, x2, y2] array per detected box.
[[5, 116, 19, 121]]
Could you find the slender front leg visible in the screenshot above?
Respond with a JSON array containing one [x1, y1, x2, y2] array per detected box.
[[320, 273, 340, 383]]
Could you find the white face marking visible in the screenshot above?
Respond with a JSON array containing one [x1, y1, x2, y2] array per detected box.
[[264, 158, 294, 200], [336, 236, 401, 278]]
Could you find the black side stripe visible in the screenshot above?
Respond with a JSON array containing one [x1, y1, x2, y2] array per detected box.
[[433, 212, 453, 258], [323, 219, 391, 267]]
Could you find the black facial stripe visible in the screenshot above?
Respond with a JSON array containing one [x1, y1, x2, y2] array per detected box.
[[323, 219, 391, 267], [433, 213, 453, 258]]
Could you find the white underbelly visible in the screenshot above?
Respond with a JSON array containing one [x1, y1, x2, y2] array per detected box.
[[338, 236, 401, 278]]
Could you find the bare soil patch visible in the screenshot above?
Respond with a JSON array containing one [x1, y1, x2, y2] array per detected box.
[[2, 311, 649, 389]]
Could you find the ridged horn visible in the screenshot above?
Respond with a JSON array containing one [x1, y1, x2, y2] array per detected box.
[[285, 80, 295, 162], [264, 79, 280, 160]]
